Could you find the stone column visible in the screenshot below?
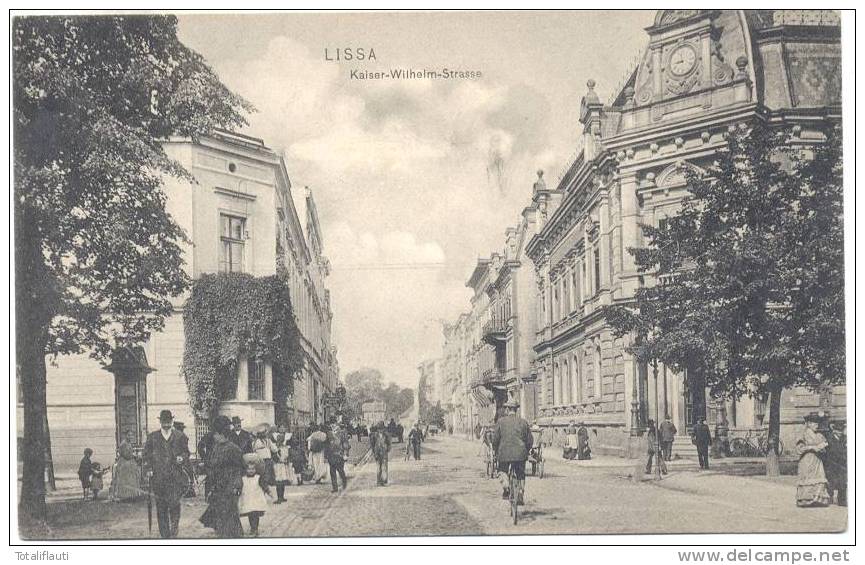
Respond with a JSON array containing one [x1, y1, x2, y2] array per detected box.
[[619, 172, 640, 297]]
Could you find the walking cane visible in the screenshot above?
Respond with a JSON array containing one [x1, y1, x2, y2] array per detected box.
[[146, 474, 153, 535]]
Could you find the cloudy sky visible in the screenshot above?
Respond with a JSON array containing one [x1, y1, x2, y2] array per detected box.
[[177, 11, 656, 389]]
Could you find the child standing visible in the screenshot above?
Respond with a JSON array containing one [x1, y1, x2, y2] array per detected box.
[[90, 462, 105, 500], [238, 454, 271, 537], [78, 448, 94, 500]]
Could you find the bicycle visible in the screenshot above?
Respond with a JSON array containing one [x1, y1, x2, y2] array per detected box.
[[729, 429, 784, 458], [179, 458, 204, 498], [507, 465, 523, 525]]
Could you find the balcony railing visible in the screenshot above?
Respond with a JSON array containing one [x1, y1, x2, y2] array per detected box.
[[481, 368, 516, 388], [481, 317, 509, 345]]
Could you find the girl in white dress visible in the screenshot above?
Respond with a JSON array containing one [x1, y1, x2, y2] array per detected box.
[[238, 455, 272, 536]]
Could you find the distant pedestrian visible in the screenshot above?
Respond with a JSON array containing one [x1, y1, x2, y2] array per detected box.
[[659, 416, 677, 462], [692, 418, 712, 469], [90, 462, 105, 499], [239, 454, 272, 537], [230, 416, 254, 454], [823, 420, 847, 506], [271, 427, 290, 504], [408, 423, 423, 460], [564, 420, 578, 460], [796, 412, 831, 507], [307, 424, 329, 484], [644, 419, 667, 475], [287, 434, 306, 485], [200, 415, 244, 538], [577, 424, 592, 460], [370, 423, 391, 486], [143, 410, 190, 538], [110, 430, 142, 501], [325, 422, 349, 493], [251, 428, 275, 486], [78, 448, 94, 500]]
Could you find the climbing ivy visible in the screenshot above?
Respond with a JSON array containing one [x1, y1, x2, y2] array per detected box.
[[182, 272, 303, 417]]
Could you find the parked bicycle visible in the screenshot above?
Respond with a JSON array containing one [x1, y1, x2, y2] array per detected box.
[[728, 429, 784, 457]]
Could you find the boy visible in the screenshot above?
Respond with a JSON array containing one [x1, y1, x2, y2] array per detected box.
[[78, 448, 94, 500]]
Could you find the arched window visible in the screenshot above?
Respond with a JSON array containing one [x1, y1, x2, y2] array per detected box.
[[595, 343, 602, 399], [562, 359, 571, 404], [551, 362, 558, 406], [573, 352, 581, 404]]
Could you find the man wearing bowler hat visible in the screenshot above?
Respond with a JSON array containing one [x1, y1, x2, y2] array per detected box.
[[229, 416, 254, 454], [143, 410, 190, 538]]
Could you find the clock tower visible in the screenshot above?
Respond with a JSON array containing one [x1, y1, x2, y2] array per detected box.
[[631, 10, 742, 113]]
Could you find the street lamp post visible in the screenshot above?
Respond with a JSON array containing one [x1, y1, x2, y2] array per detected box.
[[652, 359, 666, 480]]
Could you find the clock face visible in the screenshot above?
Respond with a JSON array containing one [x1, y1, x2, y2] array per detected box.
[[669, 45, 697, 76]]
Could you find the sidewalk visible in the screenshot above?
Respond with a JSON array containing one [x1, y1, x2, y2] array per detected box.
[[20, 438, 372, 539]]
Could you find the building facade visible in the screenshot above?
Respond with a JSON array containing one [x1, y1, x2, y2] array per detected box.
[[23, 131, 340, 469], [525, 9, 843, 457]]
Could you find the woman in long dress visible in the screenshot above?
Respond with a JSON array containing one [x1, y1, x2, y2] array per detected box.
[[200, 416, 245, 538], [307, 424, 330, 484], [796, 413, 831, 507], [577, 424, 592, 460], [110, 431, 142, 501], [564, 421, 578, 460], [271, 427, 290, 503]]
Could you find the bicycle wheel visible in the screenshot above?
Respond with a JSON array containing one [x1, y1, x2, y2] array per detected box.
[[509, 470, 518, 525], [179, 467, 194, 498], [729, 438, 748, 458]]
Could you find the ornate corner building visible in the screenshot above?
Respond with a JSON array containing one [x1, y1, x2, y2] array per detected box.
[[442, 10, 843, 454], [525, 9, 842, 457]]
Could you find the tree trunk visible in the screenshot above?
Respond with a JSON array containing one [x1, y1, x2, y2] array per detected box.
[[765, 382, 783, 476], [19, 339, 49, 528], [15, 211, 55, 530]]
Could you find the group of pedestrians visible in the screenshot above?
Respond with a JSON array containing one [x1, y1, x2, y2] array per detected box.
[[796, 412, 846, 508], [124, 410, 356, 539]]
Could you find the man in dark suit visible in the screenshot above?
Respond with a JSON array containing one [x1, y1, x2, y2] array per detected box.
[[229, 416, 254, 454], [492, 399, 533, 503], [659, 415, 677, 462], [693, 418, 713, 469], [143, 410, 190, 538]]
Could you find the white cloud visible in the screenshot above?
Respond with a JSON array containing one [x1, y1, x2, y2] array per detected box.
[[207, 34, 568, 386]]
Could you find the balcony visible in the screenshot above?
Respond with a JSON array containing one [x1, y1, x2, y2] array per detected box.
[[481, 368, 516, 389], [482, 317, 510, 345]]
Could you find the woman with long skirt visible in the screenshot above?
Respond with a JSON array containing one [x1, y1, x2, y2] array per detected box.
[[110, 430, 143, 501], [200, 415, 245, 538], [796, 412, 831, 508]]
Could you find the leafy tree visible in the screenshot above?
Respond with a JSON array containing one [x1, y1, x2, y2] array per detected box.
[[342, 368, 414, 422], [14, 15, 251, 525], [605, 121, 844, 475]]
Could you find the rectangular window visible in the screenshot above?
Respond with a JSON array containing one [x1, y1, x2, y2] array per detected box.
[[658, 217, 669, 232], [593, 247, 601, 294], [571, 270, 578, 312], [220, 214, 246, 273], [248, 358, 266, 401]]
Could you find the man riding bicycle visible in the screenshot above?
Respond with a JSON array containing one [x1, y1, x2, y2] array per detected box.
[[492, 398, 533, 504]]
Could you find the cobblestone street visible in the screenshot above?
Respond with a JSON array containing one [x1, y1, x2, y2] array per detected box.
[[27, 435, 846, 540]]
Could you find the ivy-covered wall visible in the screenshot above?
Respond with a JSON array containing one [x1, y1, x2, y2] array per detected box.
[[182, 272, 303, 418]]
